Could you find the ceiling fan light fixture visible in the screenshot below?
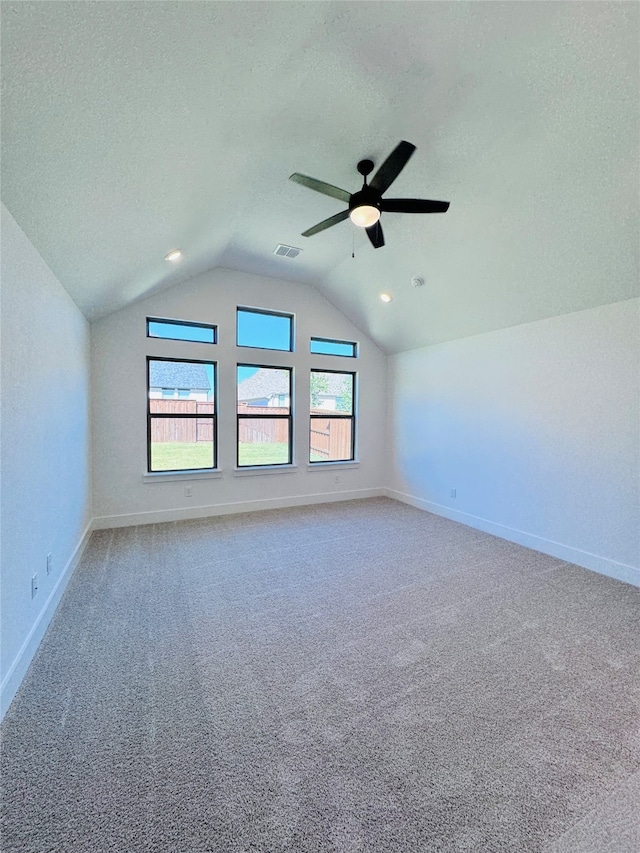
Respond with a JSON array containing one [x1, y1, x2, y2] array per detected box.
[[349, 205, 380, 228]]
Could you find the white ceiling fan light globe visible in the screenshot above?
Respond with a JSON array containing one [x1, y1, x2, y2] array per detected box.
[[349, 205, 380, 228]]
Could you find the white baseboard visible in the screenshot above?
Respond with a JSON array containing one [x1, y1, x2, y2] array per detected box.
[[385, 488, 640, 589], [92, 487, 386, 529], [0, 522, 94, 721]]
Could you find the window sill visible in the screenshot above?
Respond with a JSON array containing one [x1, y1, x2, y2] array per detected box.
[[233, 464, 298, 477], [142, 469, 223, 483], [307, 460, 360, 471]]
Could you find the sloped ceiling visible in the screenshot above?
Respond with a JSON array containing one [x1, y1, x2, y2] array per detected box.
[[1, 1, 638, 353]]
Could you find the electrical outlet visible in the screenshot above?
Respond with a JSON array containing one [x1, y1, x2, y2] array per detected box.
[[184, 486, 193, 498], [46, 553, 52, 575], [450, 488, 457, 498], [31, 574, 38, 598], [334, 475, 340, 485]]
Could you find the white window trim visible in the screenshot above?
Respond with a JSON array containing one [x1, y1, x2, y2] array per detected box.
[[233, 464, 298, 477], [142, 469, 223, 483], [306, 460, 360, 471]]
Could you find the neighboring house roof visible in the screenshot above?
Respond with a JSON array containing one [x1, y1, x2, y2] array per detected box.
[[237, 368, 349, 401], [237, 369, 289, 401], [149, 361, 210, 390]]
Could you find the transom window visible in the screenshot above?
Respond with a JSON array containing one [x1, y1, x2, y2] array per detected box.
[[236, 307, 293, 351], [147, 317, 216, 344], [310, 337, 358, 358]]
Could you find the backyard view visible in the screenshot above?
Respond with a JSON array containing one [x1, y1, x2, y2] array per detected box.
[[309, 370, 354, 462], [148, 359, 215, 472], [150, 440, 287, 469], [238, 442, 290, 466], [151, 441, 214, 471], [237, 365, 292, 466], [149, 369, 354, 470], [147, 320, 356, 471], [151, 435, 342, 468]]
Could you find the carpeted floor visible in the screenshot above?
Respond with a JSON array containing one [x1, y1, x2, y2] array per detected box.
[[2, 497, 639, 852]]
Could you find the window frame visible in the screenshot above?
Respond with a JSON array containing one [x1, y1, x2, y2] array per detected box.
[[236, 363, 293, 468], [310, 337, 358, 358], [236, 307, 294, 352], [147, 356, 217, 473], [146, 317, 217, 344], [309, 368, 356, 464]]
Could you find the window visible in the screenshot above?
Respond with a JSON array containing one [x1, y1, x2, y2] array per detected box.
[[310, 337, 358, 358], [237, 307, 293, 351], [147, 358, 216, 472], [147, 317, 216, 344], [237, 365, 292, 466], [310, 370, 355, 463]]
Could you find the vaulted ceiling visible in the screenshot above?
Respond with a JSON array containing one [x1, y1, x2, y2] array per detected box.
[[1, 2, 638, 353]]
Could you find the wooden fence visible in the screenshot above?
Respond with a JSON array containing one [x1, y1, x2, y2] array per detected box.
[[237, 403, 289, 445], [150, 400, 214, 443], [310, 416, 352, 460], [150, 400, 351, 459]]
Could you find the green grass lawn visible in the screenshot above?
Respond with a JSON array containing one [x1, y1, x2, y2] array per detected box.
[[237, 442, 289, 466], [150, 442, 214, 471], [150, 441, 292, 470]]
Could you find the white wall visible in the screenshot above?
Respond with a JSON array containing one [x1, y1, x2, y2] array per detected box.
[[91, 268, 387, 526], [387, 299, 640, 586], [1, 204, 92, 718]]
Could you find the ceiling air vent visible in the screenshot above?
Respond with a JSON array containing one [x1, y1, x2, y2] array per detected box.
[[274, 244, 302, 259]]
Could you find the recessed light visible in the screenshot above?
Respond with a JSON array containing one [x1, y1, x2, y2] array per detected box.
[[379, 292, 393, 303], [165, 249, 183, 262]]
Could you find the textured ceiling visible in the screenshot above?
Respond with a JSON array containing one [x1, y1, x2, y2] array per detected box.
[[1, 1, 638, 353]]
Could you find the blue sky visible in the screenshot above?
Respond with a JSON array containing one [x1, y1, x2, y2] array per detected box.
[[237, 310, 292, 383], [238, 365, 258, 382], [236, 309, 291, 351], [148, 319, 214, 343]]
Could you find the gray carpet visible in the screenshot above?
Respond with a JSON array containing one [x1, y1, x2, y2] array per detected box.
[[2, 497, 639, 852]]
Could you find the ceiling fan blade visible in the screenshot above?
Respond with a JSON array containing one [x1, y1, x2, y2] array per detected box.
[[289, 173, 351, 203], [381, 198, 450, 213], [369, 141, 416, 194], [366, 221, 385, 249], [301, 209, 350, 237]]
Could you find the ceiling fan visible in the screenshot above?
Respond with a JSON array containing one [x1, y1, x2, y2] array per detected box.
[[289, 141, 449, 249]]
